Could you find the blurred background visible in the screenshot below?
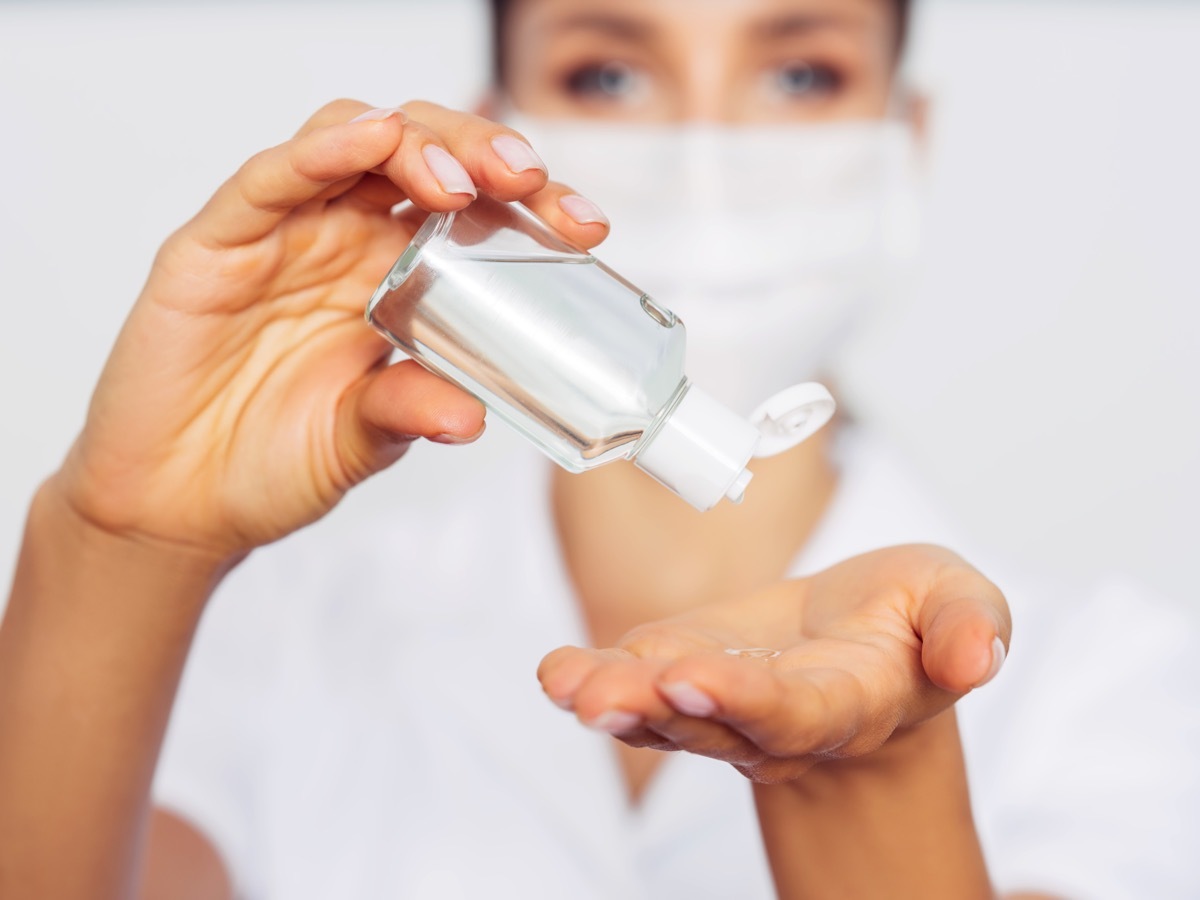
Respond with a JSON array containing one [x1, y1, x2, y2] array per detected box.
[[0, 0, 1196, 607]]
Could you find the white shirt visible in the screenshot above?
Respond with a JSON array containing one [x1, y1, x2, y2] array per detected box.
[[154, 431, 1200, 899]]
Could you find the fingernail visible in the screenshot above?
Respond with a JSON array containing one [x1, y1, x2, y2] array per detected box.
[[350, 106, 407, 124], [975, 636, 1007, 688], [429, 423, 485, 446], [558, 193, 609, 226], [491, 134, 547, 175], [587, 711, 642, 734], [550, 694, 574, 711], [659, 681, 718, 717], [422, 144, 477, 198]]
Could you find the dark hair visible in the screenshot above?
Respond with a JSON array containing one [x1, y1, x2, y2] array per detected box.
[[488, 0, 913, 84]]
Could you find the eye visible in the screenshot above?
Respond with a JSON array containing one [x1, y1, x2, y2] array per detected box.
[[771, 61, 842, 99], [563, 61, 643, 100]]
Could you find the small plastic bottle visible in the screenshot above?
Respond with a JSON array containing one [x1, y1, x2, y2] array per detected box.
[[366, 196, 833, 511]]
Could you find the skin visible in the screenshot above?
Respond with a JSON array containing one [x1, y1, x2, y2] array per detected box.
[[500, 0, 901, 801], [541, 545, 1009, 898], [0, 100, 605, 900], [0, 1, 1051, 898], [501, 0, 897, 123], [516, 2, 1043, 897]]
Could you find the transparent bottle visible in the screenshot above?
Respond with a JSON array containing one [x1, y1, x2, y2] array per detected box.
[[366, 196, 833, 511]]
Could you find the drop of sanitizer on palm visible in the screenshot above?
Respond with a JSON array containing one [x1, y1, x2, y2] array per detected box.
[[366, 197, 834, 512]]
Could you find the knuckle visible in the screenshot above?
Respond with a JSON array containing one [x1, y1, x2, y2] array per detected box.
[[401, 119, 438, 144], [233, 159, 275, 210], [905, 541, 952, 559], [154, 228, 194, 269], [401, 99, 442, 119], [322, 97, 366, 118], [239, 146, 273, 175]]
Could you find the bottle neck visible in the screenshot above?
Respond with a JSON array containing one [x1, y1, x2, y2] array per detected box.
[[632, 382, 762, 512], [631, 377, 692, 458]]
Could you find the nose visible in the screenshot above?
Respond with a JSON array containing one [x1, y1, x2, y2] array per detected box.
[[676, 53, 736, 123], [660, 19, 742, 124]]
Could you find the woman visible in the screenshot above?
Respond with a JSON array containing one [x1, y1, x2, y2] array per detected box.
[[1, 0, 1195, 898]]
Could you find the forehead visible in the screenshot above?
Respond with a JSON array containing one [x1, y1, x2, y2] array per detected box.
[[508, 0, 896, 42]]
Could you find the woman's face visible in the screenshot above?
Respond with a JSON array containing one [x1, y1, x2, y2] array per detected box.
[[501, 0, 899, 124]]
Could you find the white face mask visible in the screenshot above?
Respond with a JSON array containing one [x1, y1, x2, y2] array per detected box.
[[503, 110, 923, 415]]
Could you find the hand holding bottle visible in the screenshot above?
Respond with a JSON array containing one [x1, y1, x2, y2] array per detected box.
[[51, 99, 609, 559]]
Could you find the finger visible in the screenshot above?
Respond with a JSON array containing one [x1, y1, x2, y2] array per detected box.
[[608, 729, 680, 752], [335, 358, 486, 485], [537, 646, 630, 711], [291, 98, 376, 138], [291, 102, 407, 209], [917, 558, 1011, 693], [278, 101, 610, 249], [396, 100, 549, 202], [295, 101, 505, 214], [551, 645, 758, 763], [656, 656, 868, 758], [639, 708, 762, 766], [571, 656, 671, 734], [293, 101, 479, 212], [618, 624, 722, 662], [397, 102, 610, 250], [333, 173, 409, 213], [560, 625, 731, 729], [374, 118, 481, 212], [521, 182, 611, 252], [191, 109, 408, 248]]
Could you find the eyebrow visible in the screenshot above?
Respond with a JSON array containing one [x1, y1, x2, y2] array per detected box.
[[546, 13, 654, 42], [750, 13, 859, 40]]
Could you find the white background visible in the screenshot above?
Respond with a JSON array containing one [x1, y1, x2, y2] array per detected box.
[[0, 1, 1196, 608]]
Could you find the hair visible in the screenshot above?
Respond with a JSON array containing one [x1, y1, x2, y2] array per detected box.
[[488, 0, 914, 85]]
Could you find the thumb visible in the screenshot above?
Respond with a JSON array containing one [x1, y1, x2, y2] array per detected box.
[[336, 358, 486, 483], [918, 563, 1011, 694]]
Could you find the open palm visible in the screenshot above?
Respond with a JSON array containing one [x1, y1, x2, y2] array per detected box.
[[539, 544, 1010, 783]]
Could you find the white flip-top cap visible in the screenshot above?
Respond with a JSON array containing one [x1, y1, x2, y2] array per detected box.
[[634, 385, 761, 512], [749, 383, 837, 459], [634, 382, 837, 511]]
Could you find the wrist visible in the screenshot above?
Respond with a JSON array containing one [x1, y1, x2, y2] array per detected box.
[[775, 709, 961, 803], [39, 468, 243, 579], [1, 474, 238, 900], [30, 474, 239, 610], [753, 711, 992, 899]]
